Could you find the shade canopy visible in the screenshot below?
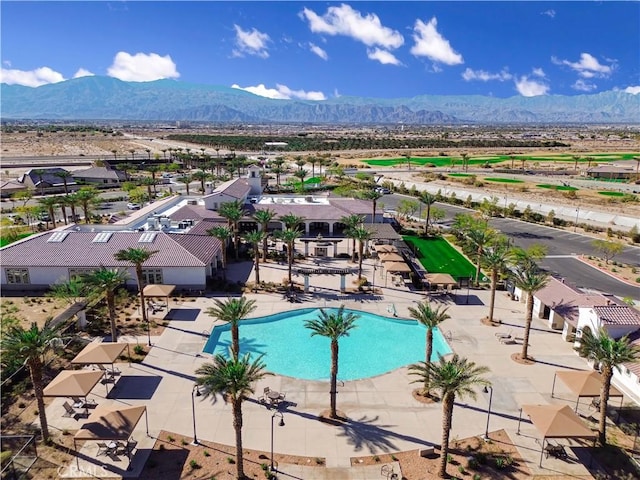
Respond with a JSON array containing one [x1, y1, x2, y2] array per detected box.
[[143, 284, 175, 298], [385, 261, 412, 272], [43, 370, 104, 398], [71, 343, 127, 365], [522, 404, 596, 440], [379, 252, 404, 262], [426, 273, 458, 286], [74, 405, 147, 441], [374, 244, 398, 253], [555, 370, 623, 398]]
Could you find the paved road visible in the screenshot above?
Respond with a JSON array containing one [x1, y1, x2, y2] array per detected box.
[[383, 193, 639, 298]]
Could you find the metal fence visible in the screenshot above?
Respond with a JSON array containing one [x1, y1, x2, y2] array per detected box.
[[1, 435, 38, 480]]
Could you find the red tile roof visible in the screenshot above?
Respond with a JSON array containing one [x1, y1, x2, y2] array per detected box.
[[534, 277, 612, 325], [204, 178, 251, 200], [594, 305, 640, 326]]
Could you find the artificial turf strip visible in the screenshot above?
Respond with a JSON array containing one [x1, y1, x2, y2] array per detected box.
[[0, 233, 32, 247], [483, 178, 524, 183], [536, 184, 579, 191], [403, 235, 478, 281], [598, 191, 625, 197]]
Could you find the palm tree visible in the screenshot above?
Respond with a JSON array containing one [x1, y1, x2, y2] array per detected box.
[[340, 214, 365, 262], [362, 190, 383, 224], [253, 208, 277, 262], [74, 187, 99, 224], [577, 328, 640, 445], [176, 174, 192, 195], [82, 266, 129, 342], [192, 170, 210, 194], [244, 230, 265, 287], [410, 355, 490, 478], [510, 258, 549, 361], [467, 224, 495, 285], [54, 170, 73, 194], [279, 213, 305, 230], [38, 196, 58, 228], [350, 226, 371, 280], [195, 354, 270, 480], [205, 297, 257, 359], [114, 247, 158, 335], [208, 226, 232, 277], [32, 169, 46, 196], [480, 240, 511, 324], [305, 306, 359, 418], [421, 192, 436, 234], [219, 200, 247, 261], [1, 320, 64, 443], [407, 302, 450, 395], [275, 227, 303, 287]]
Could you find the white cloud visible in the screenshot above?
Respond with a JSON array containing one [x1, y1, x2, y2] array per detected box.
[[514, 75, 549, 96], [309, 43, 328, 60], [410, 17, 463, 66], [624, 86, 640, 95], [541, 9, 556, 18], [532, 68, 545, 77], [551, 53, 613, 78], [367, 48, 401, 66], [231, 83, 326, 101], [301, 4, 403, 50], [462, 68, 511, 82], [73, 68, 94, 78], [572, 79, 596, 92], [0, 66, 65, 87], [107, 51, 179, 82], [232, 25, 271, 58]]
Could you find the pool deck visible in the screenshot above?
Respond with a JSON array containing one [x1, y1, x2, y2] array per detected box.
[[49, 257, 610, 478]]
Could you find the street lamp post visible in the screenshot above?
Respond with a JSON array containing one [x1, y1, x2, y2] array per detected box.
[[372, 262, 377, 292], [145, 305, 152, 346], [483, 385, 494, 441], [574, 207, 580, 232], [270, 411, 285, 472], [191, 384, 201, 446]]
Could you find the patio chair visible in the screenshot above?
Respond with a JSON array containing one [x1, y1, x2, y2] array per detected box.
[[96, 442, 110, 456], [495, 331, 511, 338], [62, 401, 81, 419], [71, 396, 97, 409], [500, 337, 517, 345]]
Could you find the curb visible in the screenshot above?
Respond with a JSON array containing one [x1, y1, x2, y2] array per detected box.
[[574, 255, 639, 288]]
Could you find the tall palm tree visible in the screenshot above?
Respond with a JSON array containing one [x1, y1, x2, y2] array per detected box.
[[191, 170, 210, 194], [510, 259, 549, 360], [195, 354, 270, 480], [74, 187, 99, 224], [577, 328, 640, 445], [410, 355, 490, 478], [208, 226, 232, 277], [279, 213, 305, 230], [480, 240, 511, 324], [275, 227, 303, 287], [305, 306, 359, 418], [467, 224, 495, 285], [253, 208, 277, 262], [340, 214, 365, 262], [219, 200, 247, 261], [205, 297, 257, 360], [114, 247, 158, 334], [82, 266, 129, 342], [362, 190, 383, 224], [54, 170, 73, 194], [351, 226, 371, 280], [244, 230, 265, 287], [176, 174, 193, 195], [38, 196, 58, 228], [32, 169, 46, 196], [1, 320, 64, 443], [407, 302, 450, 394], [421, 192, 436, 234]]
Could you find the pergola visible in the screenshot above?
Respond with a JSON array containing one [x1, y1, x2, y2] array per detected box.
[[518, 404, 596, 466], [551, 370, 623, 412], [425, 273, 458, 288], [143, 284, 175, 309], [71, 342, 129, 378], [379, 252, 404, 262], [43, 370, 106, 401]]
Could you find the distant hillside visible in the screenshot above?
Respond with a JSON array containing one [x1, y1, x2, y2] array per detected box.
[[1, 76, 638, 124]]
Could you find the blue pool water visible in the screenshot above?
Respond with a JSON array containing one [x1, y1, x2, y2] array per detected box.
[[202, 308, 452, 381]]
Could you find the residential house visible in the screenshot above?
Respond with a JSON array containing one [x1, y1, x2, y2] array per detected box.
[[72, 166, 127, 187], [18, 168, 77, 194]]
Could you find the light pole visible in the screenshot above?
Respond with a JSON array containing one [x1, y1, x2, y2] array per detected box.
[[574, 207, 580, 232], [372, 262, 377, 292], [270, 411, 285, 472], [191, 384, 201, 446], [483, 385, 494, 441]]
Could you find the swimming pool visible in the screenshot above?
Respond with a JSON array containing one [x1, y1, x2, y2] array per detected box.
[[202, 308, 452, 381]]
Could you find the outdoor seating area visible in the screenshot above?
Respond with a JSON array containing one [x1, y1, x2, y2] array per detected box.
[[261, 387, 286, 408], [544, 442, 569, 460]]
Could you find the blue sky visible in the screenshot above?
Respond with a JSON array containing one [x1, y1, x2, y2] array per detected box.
[[1, 1, 639, 100]]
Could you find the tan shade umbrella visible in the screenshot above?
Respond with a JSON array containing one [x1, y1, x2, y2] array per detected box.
[[143, 284, 175, 298], [374, 245, 398, 253], [74, 405, 147, 441], [379, 252, 404, 262], [43, 370, 104, 398], [554, 370, 623, 398], [385, 261, 412, 273], [426, 273, 458, 286], [71, 343, 127, 366], [522, 404, 596, 439]]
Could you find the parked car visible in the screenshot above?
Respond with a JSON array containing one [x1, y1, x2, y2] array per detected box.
[[127, 202, 141, 210], [375, 187, 391, 194]]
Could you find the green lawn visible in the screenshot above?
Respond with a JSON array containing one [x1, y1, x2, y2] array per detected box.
[[598, 191, 625, 197], [536, 184, 579, 191], [483, 178, 524, 183], [0, 233, 33, 247], [403, 235, 478, 281], [447, 173, 474, 177]]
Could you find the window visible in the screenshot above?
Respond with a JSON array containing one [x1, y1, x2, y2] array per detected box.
[[69, 268, 94, 280], [142, 269, 163, 285], [6, 268, 30, 284]]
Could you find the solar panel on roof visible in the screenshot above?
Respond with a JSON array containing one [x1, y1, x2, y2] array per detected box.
[[92, 232, 113, 243], [139, 232, 157, 243], [48, 231, 70, 242]]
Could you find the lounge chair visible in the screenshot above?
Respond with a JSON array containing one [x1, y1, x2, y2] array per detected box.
[[500, 337, 517, 345], [96, 442, 110, 456], [71, 396, 97, 409], [495, 331, 511, 338], [62, 401, 81, 419]]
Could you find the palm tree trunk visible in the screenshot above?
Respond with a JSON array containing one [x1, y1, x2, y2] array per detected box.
[[520, 294, 533, 360], [287, 244, 294, 286], [60, 205, 68, 225], [262, 233, 269, 263], [351, 238, 356, 263], [330, 340, 338, 418], [439, 393, 455, 478], [234, 229, 240, 261], [599, 367, 613, 445], [231, 325, 239, 360], [233, 400, 245, 479], [488, 269, 497, 323], [357, 241, 364, 280], [372, 200, 377, 224], [107, 293, 118, 342], [136, 266, 148, 325], [425, 330, 433, 392], [254, 246, 260, 285], [475, 247, 482, 285], [29, 359, 49, 442]]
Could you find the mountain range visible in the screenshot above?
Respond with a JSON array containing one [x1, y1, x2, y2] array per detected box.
[[1, 76, 638, 124]]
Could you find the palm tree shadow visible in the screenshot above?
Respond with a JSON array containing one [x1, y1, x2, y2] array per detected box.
[[336, 414, 434, 455]]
